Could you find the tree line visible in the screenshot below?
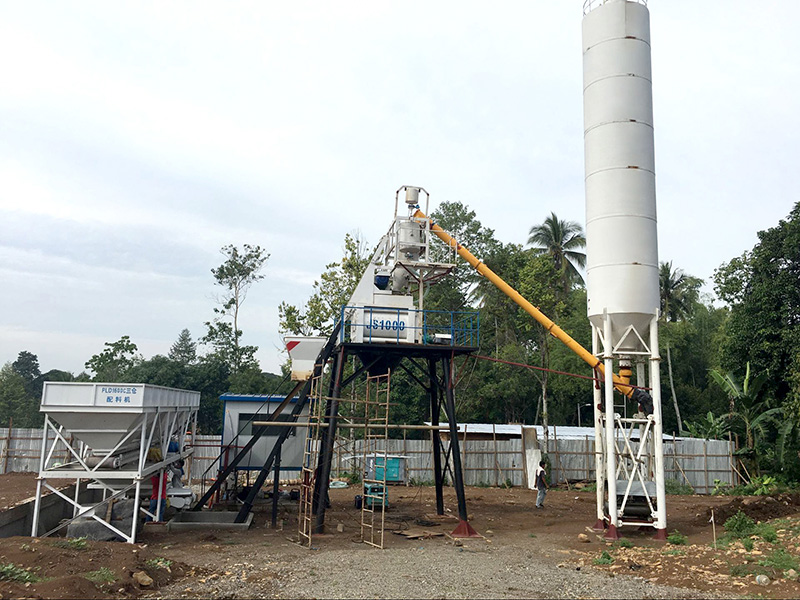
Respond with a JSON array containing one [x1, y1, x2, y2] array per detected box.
[[2, 202, 799, 482]]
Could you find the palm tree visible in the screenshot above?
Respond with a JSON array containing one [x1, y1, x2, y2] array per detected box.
[[527, 212, 586, 290], [659, 261, 703, 322], [525, 213, 584, 453]]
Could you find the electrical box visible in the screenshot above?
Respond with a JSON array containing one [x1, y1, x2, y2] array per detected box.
[[365, 454, 407, 484]]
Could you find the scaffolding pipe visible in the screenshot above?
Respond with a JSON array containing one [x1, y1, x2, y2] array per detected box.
[[252, 422, 456, 430]]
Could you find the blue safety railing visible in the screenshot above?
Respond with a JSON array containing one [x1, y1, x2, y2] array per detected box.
[[339, 305, 479, 347]]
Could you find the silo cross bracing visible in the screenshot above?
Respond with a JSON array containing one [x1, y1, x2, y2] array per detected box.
[[583, 0, 658, 350]]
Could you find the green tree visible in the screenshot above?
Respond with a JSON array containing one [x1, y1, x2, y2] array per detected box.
[[85, 336, 141, 381], [713, 202, 800, 403], [518, 253, 569, 449], [657, 302, 729, 433], [427, 201, 502, 310], [124, 353, 230, 434], [202, 244, 269, 373], [527, 212, 586, 291], [12, 351, 40, 384], [169, 329, 197, 365], [0, 363, 29, 426], [279, 233, 369, 335]]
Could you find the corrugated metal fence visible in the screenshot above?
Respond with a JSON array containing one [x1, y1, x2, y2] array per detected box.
[[1, 428, 735, 495], [541, 434, 736, 494]]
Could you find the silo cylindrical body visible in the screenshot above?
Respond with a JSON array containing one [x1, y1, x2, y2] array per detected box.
[[582, 0, 658, 350]]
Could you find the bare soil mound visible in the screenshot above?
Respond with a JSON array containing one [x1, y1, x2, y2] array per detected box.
[[704, 493, 800, 524], [0, 536, 189, 599]]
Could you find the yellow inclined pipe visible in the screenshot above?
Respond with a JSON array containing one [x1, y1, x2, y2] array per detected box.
[[415, 209, 637, 400]]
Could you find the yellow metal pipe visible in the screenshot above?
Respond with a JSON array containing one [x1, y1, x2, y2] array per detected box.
[[415, 209, 638, 400]]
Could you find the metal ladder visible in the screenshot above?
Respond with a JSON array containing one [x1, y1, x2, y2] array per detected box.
[[298, 372, 325, 547], [360, 371, 390, 548]]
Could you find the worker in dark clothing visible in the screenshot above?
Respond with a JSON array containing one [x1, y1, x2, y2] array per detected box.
[[535, 460, 549, 509]]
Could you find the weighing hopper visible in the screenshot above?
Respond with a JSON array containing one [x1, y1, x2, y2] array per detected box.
[[33, 382, 200, 544], [41, 382, 200, 452]]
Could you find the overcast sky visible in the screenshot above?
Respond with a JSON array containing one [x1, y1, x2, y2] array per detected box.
[[1, 1, 797, 376]]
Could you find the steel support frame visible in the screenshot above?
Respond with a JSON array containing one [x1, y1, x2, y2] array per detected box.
[[592, 313, 666, 539], [303, 346, 475, 537]]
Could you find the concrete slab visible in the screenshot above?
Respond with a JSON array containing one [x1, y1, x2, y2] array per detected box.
[[167, 511, 253, 532]]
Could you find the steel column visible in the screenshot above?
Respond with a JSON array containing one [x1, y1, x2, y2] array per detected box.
[[442, 355, 478, 537], [428, 358, 444, 515], [312, 347, 346, 534], [312, 348, 342, 515], [271, 445, 281, 529]]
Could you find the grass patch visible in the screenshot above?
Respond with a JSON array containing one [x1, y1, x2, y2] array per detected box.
[[52, 537, 88, 551], [718, 511, 778, 548], [664, 479, 694, 495], [758, 548, 800, 575], [84, 567, 116, 584], [616, 538, 633, 548], [593, 551, 614, 565], [146, 557, 173, 570], [730, 563, 753, 578], [409, 478, 435, 486], [221, 540, 239, 546], [663, 548, 685, 556], [0, 563, 41, 583], [667, 530, 687, 545]]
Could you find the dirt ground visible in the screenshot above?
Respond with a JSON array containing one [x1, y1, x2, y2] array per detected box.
[[0, 472, 60, 510], [3, 474, 800, 599]]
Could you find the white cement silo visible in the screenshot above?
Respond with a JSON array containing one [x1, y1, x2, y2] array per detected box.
[[583, 0, 658, 350], [582, 0, 666, 541]]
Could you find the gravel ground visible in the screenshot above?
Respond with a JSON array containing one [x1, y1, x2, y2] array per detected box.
[[277, 540, 714, 599], [148, 533, 715, 599], [141, 486, 743, 599]]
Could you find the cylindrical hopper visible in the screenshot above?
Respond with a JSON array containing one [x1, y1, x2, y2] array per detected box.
[[41, 382, 200, 453]]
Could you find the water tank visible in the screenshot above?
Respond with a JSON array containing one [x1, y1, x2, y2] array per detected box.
[[583, 0, 658, 350]]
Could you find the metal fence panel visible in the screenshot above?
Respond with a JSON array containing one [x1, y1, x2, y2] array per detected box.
[[0, 428, 734, 494]]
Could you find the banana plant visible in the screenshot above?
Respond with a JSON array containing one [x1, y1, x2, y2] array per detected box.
[[710, 362, 781, 474]]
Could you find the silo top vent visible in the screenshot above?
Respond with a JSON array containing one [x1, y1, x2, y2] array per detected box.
[[583, 0, 647, 16]]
